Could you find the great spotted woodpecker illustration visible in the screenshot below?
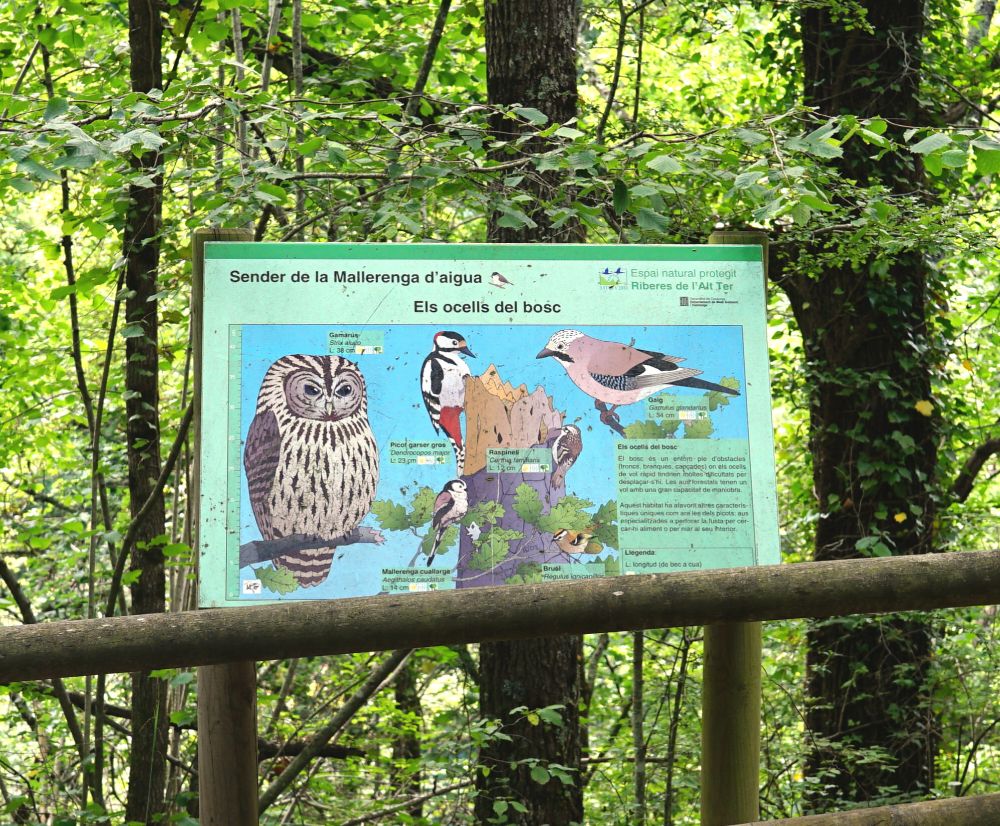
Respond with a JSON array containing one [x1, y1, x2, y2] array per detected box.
[[421, 331, 475, 474]]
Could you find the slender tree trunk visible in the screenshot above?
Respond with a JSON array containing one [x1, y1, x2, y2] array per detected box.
[[392, 661, 423, 819], [631, 631, 646, 826], [475, 3, 585, 823], [124, 0, 168, 820], [785, 1, 939, 806]]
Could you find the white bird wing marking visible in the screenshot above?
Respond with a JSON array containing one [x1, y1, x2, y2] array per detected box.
[[631, 364, 703, 387], [420, 354, 442, 433]]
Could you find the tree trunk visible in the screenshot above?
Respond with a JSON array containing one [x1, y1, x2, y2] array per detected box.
[[124, 0, 168, 820], [465, 365, 582, 822], [484, 0, 584, 245], [392, 661, 423, 820], [787, 1, 938, 806], [457, 367, 564, 587], [476, 4, 585, 822]]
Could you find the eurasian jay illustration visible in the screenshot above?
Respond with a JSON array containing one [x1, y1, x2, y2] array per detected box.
[[536, 329, 738, 435]]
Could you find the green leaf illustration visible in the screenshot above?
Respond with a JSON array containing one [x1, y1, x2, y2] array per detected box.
[[683, 418, 715, 439], [623, 418, 681, 439], [706, 376, 741, 411], [371, 499, 409, 531], [506, 562, 543, 584], [512, 483, 543, 526], [467, 527, 523, 571], [407, 486, 437, 528], [463, 499, 505, 527], [253, 564, 299, 595], [593, 500, 619, 549], [537, 495, 594, 534]]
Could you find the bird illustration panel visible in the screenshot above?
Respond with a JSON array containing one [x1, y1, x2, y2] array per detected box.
[[225, 322, 758, 602], [198, 243, 778, 607]]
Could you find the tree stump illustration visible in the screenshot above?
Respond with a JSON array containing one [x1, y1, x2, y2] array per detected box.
[[455, 364, 570, 588]]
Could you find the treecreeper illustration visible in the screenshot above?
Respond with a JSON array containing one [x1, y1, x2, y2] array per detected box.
[[243, 354, 380, 587]]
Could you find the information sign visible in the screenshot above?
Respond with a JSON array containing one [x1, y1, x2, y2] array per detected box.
[[197, 244, 778, 607]]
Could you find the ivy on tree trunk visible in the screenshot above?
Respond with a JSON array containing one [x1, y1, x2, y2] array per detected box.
[[783, 1, 940, 807]]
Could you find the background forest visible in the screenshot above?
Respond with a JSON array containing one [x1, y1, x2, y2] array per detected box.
[[1, 0, 999, 823]]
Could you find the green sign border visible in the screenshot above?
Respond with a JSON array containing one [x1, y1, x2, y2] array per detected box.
[[204, 242, 761, 262]]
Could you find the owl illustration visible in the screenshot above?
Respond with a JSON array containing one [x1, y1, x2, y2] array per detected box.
[[244, 354, 379, 588]]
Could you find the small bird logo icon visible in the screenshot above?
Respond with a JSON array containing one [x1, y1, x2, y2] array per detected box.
[[598, 267, 624, 287], [489, 271, 513, 289]]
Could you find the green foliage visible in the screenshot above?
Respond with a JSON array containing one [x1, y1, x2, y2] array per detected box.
[[372, 486, 439, 532], [0, 0, 997, 820], [467, 527, 524, 571], [420, 525, 458, 559], [706, 377, 741, 411], [623, 417, 682, 438], [505, 562, 544, 585], [371, 499, 409, 531], [593, 500, 619, 550], [512, 483, 544, 524], [536, 495, 594, 534], [682, 418, 715, 439], [407, 486, 438, 527], [253, 564, 299, 595], [464, 499, 505, 528]]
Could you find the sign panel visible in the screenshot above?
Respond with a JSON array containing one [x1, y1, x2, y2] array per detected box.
[[197, 243, 778, 607]]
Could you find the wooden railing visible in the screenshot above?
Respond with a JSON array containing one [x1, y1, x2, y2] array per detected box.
[[1, 550, 997, 681]]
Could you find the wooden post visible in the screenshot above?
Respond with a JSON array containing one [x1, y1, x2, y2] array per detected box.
[[197, 660, 259, 824], [192, 228, 259, 824], [701, 230, 768, 825], [700, 622, 762, 825]]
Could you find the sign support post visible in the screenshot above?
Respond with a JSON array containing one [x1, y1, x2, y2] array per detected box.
[[700, 230, 768, 826], [193, 228, 259, 825]]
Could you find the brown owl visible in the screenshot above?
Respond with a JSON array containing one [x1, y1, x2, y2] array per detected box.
[[244, 354, 379, 588]]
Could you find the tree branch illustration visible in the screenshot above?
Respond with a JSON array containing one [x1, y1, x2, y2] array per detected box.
[[240, 527, 384, 568]]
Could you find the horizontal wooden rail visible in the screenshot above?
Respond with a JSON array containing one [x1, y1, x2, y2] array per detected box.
[[1, 551, 998, 682], [746, 791, 1000, 824]]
